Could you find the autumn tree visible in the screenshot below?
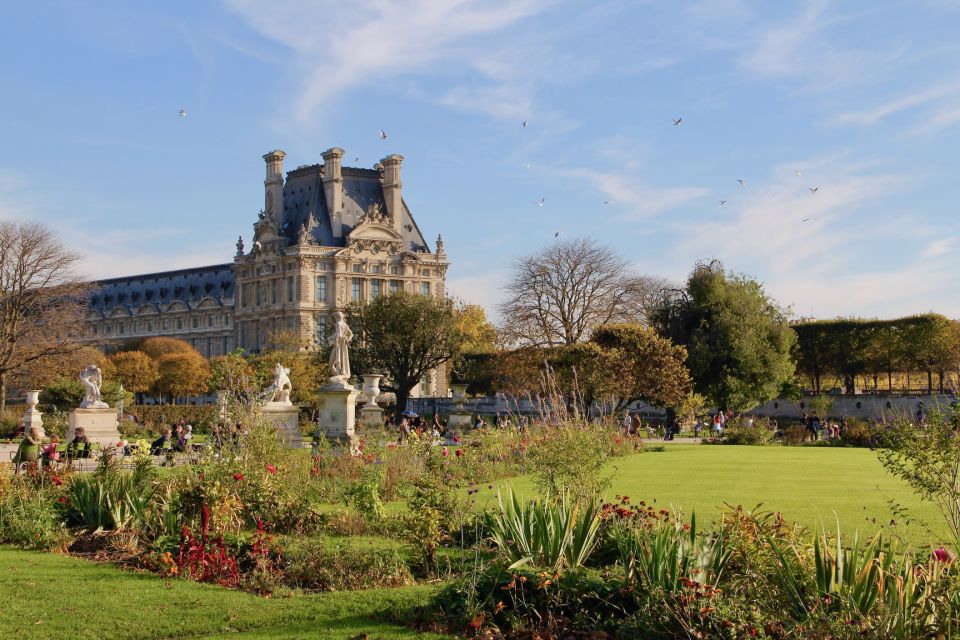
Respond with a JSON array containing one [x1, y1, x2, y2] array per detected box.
[[110, 350, 160, 394], [137, 336, 196, 360], [0, 220, 91, 418], [455, 304, 497, 353], [155, 350, 210, 402], [252, 329, 327, 404], [651, 260, 796, 411], [348, 292, 467, 411], [498, 237, 666, 347]]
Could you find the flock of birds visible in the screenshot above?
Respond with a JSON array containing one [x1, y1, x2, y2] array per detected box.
[[175, 109, 823, 235]]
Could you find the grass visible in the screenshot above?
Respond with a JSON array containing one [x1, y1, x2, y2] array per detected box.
[[0, 547, 447, 639], [465, 445, 948, 546]]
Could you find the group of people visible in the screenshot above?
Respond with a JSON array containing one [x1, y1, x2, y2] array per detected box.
[[14, 426, 91, 470], [149, 419, 194, 455], [801, 412, 847, 441]]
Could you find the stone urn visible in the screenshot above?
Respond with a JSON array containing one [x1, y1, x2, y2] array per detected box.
[[25, 390, 40, 410], [22, 389, 45, 438], [362, 374, 383, 408], [447, 383, 472, 429], [451, 384, 468, 407]]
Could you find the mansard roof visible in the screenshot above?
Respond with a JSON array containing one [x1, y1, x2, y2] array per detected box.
[[280, 165, 430, 252], [89, 264, 234, 314]]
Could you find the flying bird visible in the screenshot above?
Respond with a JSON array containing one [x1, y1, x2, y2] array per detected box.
[[178, 109, 187, 117], [719, 200, 727, 206], [521, 163, 532, 169], [673, 117, 683, 126], [603, 201, 615, 205], [802, 217, 813, 222], [554, 231, 561, 237], [535, 198, 545, 207], [354, 156, 359, 162], [521, 121, 528, 128], [808, 187, 819, 194], [378, 129, 388, 140], [737, 179, 747, 187], [794, 169, 803, 176]]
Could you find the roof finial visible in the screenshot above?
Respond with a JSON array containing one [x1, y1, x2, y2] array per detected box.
[[436, 234, 445, 255], [235, 235, 244, 258]]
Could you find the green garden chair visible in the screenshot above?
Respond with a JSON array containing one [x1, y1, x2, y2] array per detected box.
[[10, 443, 40, 476]]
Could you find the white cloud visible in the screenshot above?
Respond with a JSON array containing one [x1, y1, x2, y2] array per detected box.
[[922, 236, 956, 258], [563, 168, 709, 220], [832, 78, 960, 127], [224, 0, 548, 123], [446, 271, 506, 318]]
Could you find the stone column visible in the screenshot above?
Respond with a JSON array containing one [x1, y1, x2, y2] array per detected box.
[[21, 390, 44, 439], [316, 377, 359, 447]]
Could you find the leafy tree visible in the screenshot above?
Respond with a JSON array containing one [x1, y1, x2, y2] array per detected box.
[[0, 221, 91, 419], [651, 260, 796, 411], [454, 304, 497, 353], [499, 237, 666, 347], [137, 336, 196, 361], [155, 351, 210, 402], [13, 345, 113, 391], [109, 350, 159, 394], [347, 292, 467, 412]]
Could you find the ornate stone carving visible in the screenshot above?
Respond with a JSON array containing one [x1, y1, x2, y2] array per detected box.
[[235, 236, 244, 258], [263, 362, 292, 405], [79, 365, 109, 409]]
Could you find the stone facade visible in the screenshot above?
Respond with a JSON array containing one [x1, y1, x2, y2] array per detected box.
[[86, 148, 449, 397]]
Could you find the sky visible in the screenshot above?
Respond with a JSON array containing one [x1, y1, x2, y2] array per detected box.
[[1, 0, 959, 321]]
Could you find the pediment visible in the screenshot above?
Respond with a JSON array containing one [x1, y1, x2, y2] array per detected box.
[[108, 307, 131, 318], [166, 300, 190, 312], [136, 304, 159, 315], [348, 221, 402, 242], [196, 297, 222, 310]]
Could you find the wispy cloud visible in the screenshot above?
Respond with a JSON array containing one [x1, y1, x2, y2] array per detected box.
[[922, 236, 956, 258], [832, 78, 960, 126], [563, 167, 709, 220], [224, 0, 548, 123]]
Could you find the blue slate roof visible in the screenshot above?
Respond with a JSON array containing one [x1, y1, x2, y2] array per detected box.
[[89, 264, 234, 314]]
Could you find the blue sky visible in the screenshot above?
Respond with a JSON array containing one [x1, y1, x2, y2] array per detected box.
[[2, 0, 959, 320]]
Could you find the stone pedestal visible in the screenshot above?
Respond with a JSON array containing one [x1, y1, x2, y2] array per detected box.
[[317, 379, 359, 445], [21, 390, 45, 439], [262, 403, 302, 447], [360, 404, 384, 429], [67, 407, 120, 446]]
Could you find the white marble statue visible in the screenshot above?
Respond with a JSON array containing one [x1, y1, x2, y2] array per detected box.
[[328, 310, 353, 381], [79, 364, 109, 409], [263, 362, 292, 404]]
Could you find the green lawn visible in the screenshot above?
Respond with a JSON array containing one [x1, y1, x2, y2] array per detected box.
[[0, 548, 447, 640], [468, 445, 948, 545]]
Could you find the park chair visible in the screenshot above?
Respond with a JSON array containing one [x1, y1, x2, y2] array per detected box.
[[10, 443, 40, 476]]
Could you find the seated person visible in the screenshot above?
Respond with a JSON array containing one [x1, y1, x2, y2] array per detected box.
[[150, 429, 172, 455], [15, 427, 43, 463], [175, 424, 193, 452], [68, 427, 90, 458], [41, 434, 61, 468]]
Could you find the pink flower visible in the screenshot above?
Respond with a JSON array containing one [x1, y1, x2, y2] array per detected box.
[[455, 448, 464, 457], [116, 442, 124, 447], [50, 475, 63, 486], [265, 464, 277, 475], [442, 447, 449, 457], [932, 547, 954, 564], [232, 473, 244, 481], [453, 436, 461, 443]]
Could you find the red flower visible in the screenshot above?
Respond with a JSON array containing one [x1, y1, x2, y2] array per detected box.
[[57, 496, 67, 504], [455, 448, 464, 457], [116, 441, 124, 447], [453, 436, 461, 443], [265, 464, 277, 475], [232, 473, 244, 481], [933, 547, 954, 564], [50, 475, 63, 486]]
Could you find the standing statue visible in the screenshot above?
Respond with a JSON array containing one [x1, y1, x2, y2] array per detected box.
[[328, 311, 353, 381], [263, 362, 293, 404], [79, 365, 109, 409]]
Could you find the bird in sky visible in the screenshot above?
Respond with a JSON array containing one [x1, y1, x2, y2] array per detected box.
[[719, 200, 727, 206], [554, 231, 561, 237], [354, 156, 359, 162], [378, 129, 388, 140], [802, 217, 814, 222], [737, 179, 747, 187], [809, 187, 819, 194], [521, 120, 528, 128], [603, 201, 615, 205], [535, 198, 545, 206], [794, 169, 803, 176], [521, 163, 532, 168], [178, 109, 187, 117], [673, 117, 683, 126]]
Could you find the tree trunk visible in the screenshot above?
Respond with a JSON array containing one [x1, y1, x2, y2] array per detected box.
[[0, 372, 6, 422], [927, 369, 933, 394], [396, 387, 411, 413], [887, 367, 892, 391]]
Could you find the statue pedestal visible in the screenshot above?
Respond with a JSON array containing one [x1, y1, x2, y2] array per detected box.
[[317, 379, 358, 447], [67, 407, 120, 447], [262, 403, 302, 447], [360, 405, 384, 429], [447, 412, 473, 430]]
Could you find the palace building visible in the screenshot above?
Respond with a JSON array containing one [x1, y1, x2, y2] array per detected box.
[[86, 148, 450, 396]]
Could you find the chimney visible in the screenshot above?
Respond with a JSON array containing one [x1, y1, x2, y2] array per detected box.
[[322, 147, 344, 236], [262, 149, 286, 220], [380, 154, 404, 232]]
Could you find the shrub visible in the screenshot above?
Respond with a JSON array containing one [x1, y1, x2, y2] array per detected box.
[[284, 539, 413, 591], [841, 418, 877, 447], [0, 487, 69, 549], [782, 424, 810, 446], [526, 422, 614, 502], [722, 423, 776, 446], [396, 477, 465, 576]]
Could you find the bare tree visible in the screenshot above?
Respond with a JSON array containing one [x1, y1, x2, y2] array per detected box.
[[0, 221, 90, 419], [498, 237, 667, 347]]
